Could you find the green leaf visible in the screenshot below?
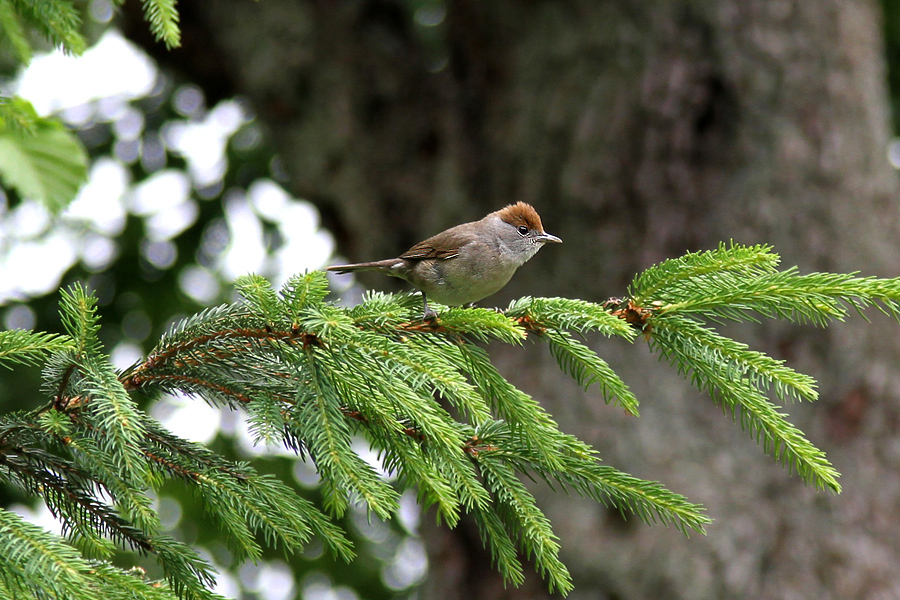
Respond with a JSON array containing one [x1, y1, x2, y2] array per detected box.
[[0, 97, 38, 136], [0, 119, 88, 213]]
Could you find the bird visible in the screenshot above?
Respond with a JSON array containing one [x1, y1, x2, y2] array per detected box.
[[327, 202, 562, 318]]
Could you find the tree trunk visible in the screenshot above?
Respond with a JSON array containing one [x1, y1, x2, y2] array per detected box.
[[122, 0, 900, 597]]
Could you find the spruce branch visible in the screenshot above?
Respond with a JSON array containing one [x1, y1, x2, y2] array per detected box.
[[474, 421, 710, 535], [139, 0, 181, 48], [0, 329, 72, 368], [9, 0, 86, 55], [506, 296, 639, 414], [117, 274, 708, 591], [58, 285, 149, 487], [107, 273, 733, 592], [618, 244, 900, 492], [629, 241, 781, 303], [280, 270, 332, 315], [140, 420, 355, 563], [0, 509, 195, 600], [507, 296, 637, 339], [656, 315, 818, 404], [0, 3, 32, 64], [0, 0, 181, 65], [543, 329, 640, 415], [479, 456, 572, 594], [0, 445, 154, 553], [652, 316, 841, 492], [9, 244, 899, 597], [469, 500, 526, 587], [629, 243, 900, 326], [298, 341, 400, 519]]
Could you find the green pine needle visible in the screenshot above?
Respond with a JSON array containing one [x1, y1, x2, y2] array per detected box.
[[507, 296, 636, 339], [649, 315, 840, 493], [630, 241, 781, 303], [0, 329, 71, 368], [0, 5, 31, 64], [9, 0, 86, 55], [140, 0, 181, 49], [544, 329, 640, 415]]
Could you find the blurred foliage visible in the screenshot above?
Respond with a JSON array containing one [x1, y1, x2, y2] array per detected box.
[[0, 109, 88, 212], [0, 0, 181, 214]]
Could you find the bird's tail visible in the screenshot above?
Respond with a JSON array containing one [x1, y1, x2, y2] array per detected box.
[[326, 259, 404, 274]]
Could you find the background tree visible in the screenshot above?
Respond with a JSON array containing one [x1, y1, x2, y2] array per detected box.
[[117, 1, 900, 598], [3, 0, 900, 598]]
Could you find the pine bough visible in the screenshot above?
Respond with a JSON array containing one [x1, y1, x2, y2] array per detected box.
[[1, 243, 896, 597]]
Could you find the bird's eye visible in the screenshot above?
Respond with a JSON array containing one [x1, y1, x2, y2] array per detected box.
[[517, 225, 528, 235]]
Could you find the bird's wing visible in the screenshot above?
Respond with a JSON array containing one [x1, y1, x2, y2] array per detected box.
[[399, 227, 472, 260]]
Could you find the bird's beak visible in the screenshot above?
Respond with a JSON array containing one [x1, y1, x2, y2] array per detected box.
[[540, 232, 563, 244]]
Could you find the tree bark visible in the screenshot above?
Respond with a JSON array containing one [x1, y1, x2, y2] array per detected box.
[[122, 0, 900, 598]]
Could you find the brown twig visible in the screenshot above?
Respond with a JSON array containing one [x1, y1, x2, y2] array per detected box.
[[463, 435, 498, 457], [121, 326, 321, 388], [603, 297, 656, 332], [124, 373, 253, 403]]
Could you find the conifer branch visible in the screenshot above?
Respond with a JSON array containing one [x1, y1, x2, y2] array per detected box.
[[9, 244, 900, 596], [0, 509, 195, 600], [0, 447, 154, 552], [616, 243, 900, 493], [9, 0, 86, 55], [543, 329, 640, 415], [650, 317, 842, 492], [479, 456, 572, 594], [140, 0, 181, 49], [629, 242, 781, 303], [0, 329, 71, 368], [0, 3, 31, 63]]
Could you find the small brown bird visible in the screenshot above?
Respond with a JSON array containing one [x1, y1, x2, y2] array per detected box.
[[327, 202, 562, 318]]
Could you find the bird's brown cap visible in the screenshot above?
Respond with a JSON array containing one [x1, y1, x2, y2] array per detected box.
[[494, 202, 545, 232]]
